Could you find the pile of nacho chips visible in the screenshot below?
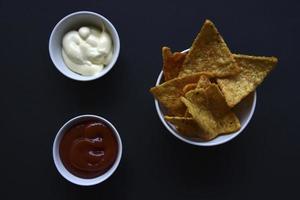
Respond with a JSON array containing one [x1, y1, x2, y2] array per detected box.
[[150, 20, 278, 141]]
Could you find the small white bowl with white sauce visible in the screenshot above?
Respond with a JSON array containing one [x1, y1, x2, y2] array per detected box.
[[49, 11, 120, 81]]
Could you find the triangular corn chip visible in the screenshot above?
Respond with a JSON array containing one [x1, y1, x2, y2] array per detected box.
[[182, 83, 197, 95], [162, 47, 187, 81], [179, 20, 240, 78], [184, 109, 192, 117], [164, 116, 200, 138], [181, 84, 240, 140], [217, 54, 278, 107], [183, 75, 211, 117], [150, 73, 207, 116], [196, 75, 211, 89]]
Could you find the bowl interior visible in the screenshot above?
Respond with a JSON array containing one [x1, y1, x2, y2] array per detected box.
[[49, 11, 120, 81], [155, 71, 256, 146], [53, 115, 122, 186]]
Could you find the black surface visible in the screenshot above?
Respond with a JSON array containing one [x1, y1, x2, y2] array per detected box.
[[1, 0, 299, 199]]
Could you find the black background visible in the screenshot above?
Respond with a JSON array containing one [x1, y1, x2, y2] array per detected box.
[[1, 0, 299, 199]]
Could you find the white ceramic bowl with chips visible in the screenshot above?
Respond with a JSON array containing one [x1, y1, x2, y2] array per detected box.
[[154, 50, 256, 146]]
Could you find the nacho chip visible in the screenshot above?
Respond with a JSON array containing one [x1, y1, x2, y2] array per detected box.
[[217, 54, 278, 107], [150, 73, 204, 116], [174, 75, 212, 117], [162, 47, 187, 81], [164, 116, 200, 138], [183, 75, 211, 117], [196, 75, 211, 89], [184, 109, 192, 117], [181, 84, 240, 140], [182, 83, 197, 95], [179, 20, 240, 78]]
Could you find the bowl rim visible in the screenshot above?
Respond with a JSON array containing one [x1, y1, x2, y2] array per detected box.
[[48, 11, 120, 81], [52, 114, 122, 186], [154, 53, 257, 146]]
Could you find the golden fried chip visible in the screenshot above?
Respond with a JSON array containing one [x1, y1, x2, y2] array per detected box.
[[217, 54, 278, 107], [183, 75, 211, 117], [150, 73, 204, 116], [179, 20, 240, 78], [184, 109, 192, 117], [182, 83, 197, 95], [181, 84, 240, 140], [164, 116, 200, 138], [162, 47, 187, 81], [196, 75, 211, 89]]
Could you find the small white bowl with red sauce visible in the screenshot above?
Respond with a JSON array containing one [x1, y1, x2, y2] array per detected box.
[[52, 114, 122, 186]]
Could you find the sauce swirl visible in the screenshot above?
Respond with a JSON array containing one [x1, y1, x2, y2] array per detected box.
[[62, 26, 113, 76], [60, 121, 118, 178]]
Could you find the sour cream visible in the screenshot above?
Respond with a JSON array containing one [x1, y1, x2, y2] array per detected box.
[[62, 26, 113, 76]]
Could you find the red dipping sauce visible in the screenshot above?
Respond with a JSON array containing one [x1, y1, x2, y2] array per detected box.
[[59, 121, 118, 179]]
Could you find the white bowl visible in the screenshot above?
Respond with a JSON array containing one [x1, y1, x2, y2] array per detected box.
[[154, 70, 256, 146], [49, 11, 120, 81], [52, 115, 122, 186]]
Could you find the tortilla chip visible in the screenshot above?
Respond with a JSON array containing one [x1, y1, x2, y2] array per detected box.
[[164, 116, 200, 138], [217, 54, 278, 107], [196, 75, 211, 89], [182, 76, 211, 117], [183, 76, 211, 117], [181, 84, 240, 140], [179, 20, 240, 78], [162, 47, 187, 81], [150, 73, 203, 116], [182, 83, 197, 95], [184, 109, 192, 117]]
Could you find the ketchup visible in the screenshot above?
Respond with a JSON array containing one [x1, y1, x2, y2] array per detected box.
[[59, 121, 118, 178]]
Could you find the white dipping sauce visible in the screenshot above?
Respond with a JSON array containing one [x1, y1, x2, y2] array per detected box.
[[62, 26, 113, 76]]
